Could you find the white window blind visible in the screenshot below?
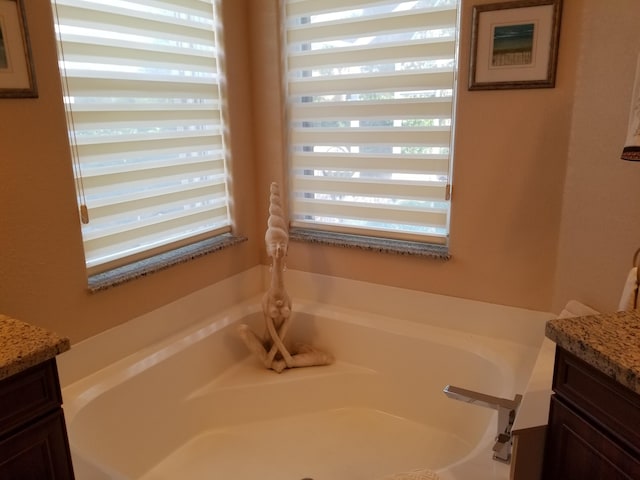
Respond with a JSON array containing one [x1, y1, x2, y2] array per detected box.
[[52, 0, 231, 273], [285, 0, 458, 245]]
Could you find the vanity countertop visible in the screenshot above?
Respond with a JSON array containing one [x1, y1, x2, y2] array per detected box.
[[545, 310, 639, 395], [0, 314, 70, 381]]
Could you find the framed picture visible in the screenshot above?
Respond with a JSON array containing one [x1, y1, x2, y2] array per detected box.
[[469, 0, 562, 90], [0, 0, 37, 98]]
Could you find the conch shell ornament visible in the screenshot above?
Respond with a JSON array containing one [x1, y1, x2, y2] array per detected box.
[[238, 182, 333, 372]]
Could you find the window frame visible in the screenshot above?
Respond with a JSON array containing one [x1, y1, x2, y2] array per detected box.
[[51, 0, 241, 283], [282, 0, 460, 257]]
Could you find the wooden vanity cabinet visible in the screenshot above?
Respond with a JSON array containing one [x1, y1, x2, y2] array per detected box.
[[543, 347, 640, 479], [0, 358, 75, 479]]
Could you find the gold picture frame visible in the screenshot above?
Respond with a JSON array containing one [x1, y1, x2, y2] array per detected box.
[[0, 0, 37, 98], [469, 0, 562, 90]]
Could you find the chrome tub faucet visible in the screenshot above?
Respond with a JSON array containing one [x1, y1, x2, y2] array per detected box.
[[443, 384, 523, 463]]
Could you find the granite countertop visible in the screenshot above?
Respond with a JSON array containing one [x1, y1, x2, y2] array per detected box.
[[0, 314, 71, 381], [545, 310, 639, 395]]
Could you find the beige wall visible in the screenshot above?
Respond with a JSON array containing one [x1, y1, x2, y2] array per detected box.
[[0, 0, 261, 342], [553, 1, 640, 313], [254, 0, 580, 312], [0, 0, 637, 343]]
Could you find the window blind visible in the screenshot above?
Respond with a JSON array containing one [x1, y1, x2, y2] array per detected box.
[[52, 0, 231, 272], [285, 0, 458, 244]]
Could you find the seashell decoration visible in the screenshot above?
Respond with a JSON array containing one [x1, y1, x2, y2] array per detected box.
[[237, 182, 333, 372]]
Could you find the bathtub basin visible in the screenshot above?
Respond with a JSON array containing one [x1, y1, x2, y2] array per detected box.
[[60, 287, 547, 480]]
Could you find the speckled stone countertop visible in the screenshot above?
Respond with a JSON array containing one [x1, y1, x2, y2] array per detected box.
[[545, 310, 639, 395], [0, 314, 70, 381]]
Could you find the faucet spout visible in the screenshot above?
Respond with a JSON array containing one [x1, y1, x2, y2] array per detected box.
[[442, 385, 521, 410], [443, 385, 522, 463]]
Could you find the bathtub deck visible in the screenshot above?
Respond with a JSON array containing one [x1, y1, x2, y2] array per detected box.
[[138, 407, 469, 480]]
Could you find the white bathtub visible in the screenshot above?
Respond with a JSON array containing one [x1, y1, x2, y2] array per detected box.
[[58, 269, 552, 480]]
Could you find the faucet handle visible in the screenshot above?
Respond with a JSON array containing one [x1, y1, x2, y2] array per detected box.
[[494, 433, 511, 446]]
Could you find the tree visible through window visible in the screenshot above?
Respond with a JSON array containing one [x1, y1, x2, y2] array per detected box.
[[285, 0, 458, 245]]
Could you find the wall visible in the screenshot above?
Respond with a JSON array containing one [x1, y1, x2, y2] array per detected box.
[[0, 0, 261, 342], [2, 0, 638, 344], [253, 0, 581, 312], [553, 1, 640, 313]]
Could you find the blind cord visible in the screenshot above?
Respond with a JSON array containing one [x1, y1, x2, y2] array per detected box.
[[52, 1, 89, 224]]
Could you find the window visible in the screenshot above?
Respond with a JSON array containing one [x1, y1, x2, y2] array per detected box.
[[284, 0, 458, 248], [52, 0, 231, 274]]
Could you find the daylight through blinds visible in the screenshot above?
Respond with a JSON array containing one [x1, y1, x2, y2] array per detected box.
[[285, 0, 458, 243], [53, 0, 230, 271]]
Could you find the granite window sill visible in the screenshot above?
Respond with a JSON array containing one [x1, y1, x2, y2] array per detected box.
[[87, 234, 247, 292], [289, 228, 451, 260]]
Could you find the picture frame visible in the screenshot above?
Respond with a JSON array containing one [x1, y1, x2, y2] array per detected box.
[[469, 0, 562, 91], [0, 0, 37, 98]]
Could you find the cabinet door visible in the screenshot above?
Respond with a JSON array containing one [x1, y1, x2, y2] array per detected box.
[[544, 396, 640, 480], [0, 359, 62, 436], [0, 409, 74, 480]]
